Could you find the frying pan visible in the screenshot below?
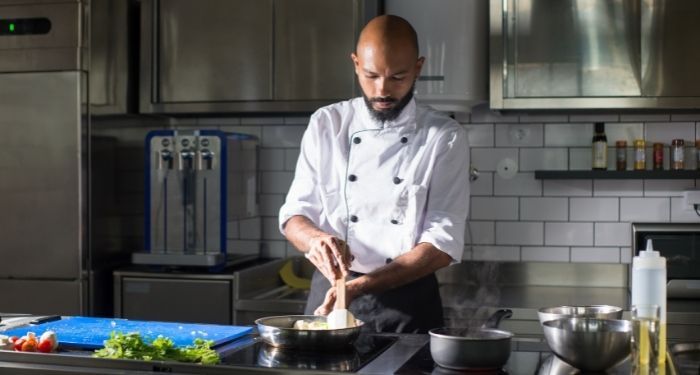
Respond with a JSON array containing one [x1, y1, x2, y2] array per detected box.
[[255, 315, 364, 349], [429, 309, 514, 370]]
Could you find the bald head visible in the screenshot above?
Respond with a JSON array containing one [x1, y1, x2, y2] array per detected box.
[[356, 15, 419, 59]]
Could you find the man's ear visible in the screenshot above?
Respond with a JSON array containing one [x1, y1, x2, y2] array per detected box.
[[415, 56, 425, 75], [351, 52, 360, 74]]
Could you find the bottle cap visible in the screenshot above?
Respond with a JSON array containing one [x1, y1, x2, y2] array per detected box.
[[640, 239, 660, 258], [594, 122, 605, 133]]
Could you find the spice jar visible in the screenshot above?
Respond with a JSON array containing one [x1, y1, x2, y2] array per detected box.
[[653, 143, 664, 170], [634, 139, 646, 171], [615, 141, 627, 171], [671, 139, 685, 170]]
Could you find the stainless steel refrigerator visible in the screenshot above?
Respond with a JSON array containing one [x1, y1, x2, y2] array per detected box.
[[0, 0, 112, 315]]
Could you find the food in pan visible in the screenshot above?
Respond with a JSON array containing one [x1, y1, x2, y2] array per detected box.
[[293, 319, 329, 330]]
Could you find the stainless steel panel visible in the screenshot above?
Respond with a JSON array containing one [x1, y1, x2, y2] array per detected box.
[[0, 2, 82, 72], [116, 275, 232, 324], [0, 72, 83, 279], [490, 0, 700, 109], [89, 0, 132, 114], [274, 0, 356, 100], [194, 135, 221, 253], [641, 0, 700, 96], [0, 279, 82, 315], [156, 0, 273, 103], [505, 0, 640, 98]]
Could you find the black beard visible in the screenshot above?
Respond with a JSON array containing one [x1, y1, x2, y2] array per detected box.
[[363, 85, 415, 123]]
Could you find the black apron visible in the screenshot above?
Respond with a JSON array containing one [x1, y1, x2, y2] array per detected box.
[[305, 269, 444, 334]]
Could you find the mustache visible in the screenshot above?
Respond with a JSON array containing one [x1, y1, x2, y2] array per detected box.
[[369, 97, 397, 104]]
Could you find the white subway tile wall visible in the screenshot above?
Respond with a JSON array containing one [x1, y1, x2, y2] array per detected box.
[[95, 107, 700, 265]]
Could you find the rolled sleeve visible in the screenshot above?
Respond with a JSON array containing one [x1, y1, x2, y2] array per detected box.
[[417, 126, 470, 262]]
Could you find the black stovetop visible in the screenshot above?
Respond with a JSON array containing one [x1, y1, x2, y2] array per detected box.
[[219, 333, 397, 372]]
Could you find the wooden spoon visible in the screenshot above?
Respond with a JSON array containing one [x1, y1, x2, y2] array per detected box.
[[327, 276, 355, 329]]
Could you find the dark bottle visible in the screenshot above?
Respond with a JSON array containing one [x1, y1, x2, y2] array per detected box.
[[592, 122, 608, 170]]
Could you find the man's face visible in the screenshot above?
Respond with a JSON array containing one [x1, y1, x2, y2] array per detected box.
[[352, 44, 423, 122]]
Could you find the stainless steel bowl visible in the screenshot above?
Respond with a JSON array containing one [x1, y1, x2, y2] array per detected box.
[[542, 318, 631, 372], [537, 305, 623, 325], [255, 315, 363, 349]]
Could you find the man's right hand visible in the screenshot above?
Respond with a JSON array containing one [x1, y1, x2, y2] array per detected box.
[[305, 234, 352, 284]]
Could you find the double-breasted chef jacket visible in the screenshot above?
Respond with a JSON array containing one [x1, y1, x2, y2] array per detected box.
[[279, 97, 470, 274]]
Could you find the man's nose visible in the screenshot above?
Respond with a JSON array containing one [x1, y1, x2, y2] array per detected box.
[[375, 77, 390, 97]]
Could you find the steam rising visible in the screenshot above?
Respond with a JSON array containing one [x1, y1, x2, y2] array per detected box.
[[443, 262, 502, 336]]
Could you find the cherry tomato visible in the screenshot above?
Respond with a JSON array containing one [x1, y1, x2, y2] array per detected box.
[[21, 340, 37, 352], [9, 336, 18, 343], [13, 338, 25, 351], [37, 340, 53, 353]]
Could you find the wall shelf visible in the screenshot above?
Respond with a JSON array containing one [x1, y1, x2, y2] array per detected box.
[[534, 170, 700, 180]]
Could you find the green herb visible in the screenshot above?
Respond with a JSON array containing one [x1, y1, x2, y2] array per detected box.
[[93, 332, 220, 365]]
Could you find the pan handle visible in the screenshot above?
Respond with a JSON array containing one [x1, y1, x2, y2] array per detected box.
[[482, 309, 512, 329]]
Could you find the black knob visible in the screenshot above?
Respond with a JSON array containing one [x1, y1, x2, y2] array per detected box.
[[348, 174, 357, 182], [350, 215, 358, 223], [353, 137, 362, 144], [400, 137, 408, 144], [393, 177, 402, 184], [390, 219, 398, 225]]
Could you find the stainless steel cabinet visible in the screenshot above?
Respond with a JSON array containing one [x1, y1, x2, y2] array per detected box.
[[114, 270, 235, 324], [490, 0, 700, 109], [274, 0, 356, 101], [140, 0, 378, 114], [90, 0, 133, 114]]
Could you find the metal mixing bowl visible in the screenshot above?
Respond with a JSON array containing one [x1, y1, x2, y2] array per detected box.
[[542, 318, 631, 372], [538, 305, 623, 325]]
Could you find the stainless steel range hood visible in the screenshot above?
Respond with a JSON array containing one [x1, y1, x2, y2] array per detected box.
[[490, 0, 700, 110]]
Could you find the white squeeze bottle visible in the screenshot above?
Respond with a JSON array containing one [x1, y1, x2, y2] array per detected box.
[[631, 239, 667, 365]]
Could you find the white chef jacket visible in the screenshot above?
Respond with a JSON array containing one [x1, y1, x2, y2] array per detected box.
[[279, 97, 470, 274]]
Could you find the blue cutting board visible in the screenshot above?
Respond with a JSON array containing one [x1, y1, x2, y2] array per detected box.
[[2, 316, 252, 349]]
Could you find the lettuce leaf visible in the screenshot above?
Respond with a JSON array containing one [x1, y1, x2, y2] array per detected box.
[[93, 332, 220, 365]]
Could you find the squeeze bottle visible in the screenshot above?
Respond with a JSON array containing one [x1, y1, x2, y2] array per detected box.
[[631, 239, 667, 365]]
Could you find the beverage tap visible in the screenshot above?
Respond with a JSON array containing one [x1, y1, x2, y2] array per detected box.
[[197, 149, 215, 170], [178, 149, 195, 171], [157, 149, 174, 170]]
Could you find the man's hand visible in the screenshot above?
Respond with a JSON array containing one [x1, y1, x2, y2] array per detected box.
[[313, 281, 359, 316], [282, 215, 354, 285], [305, 234, 352, 284]]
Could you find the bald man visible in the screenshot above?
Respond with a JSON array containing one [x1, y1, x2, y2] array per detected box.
[[278, 15, 470, 333]]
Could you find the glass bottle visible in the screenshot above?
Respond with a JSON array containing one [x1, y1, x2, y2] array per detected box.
[[616, 141, 627, 171], [634, 139, 646, 171], [653, 143, 664, 170], [671, 139, 685, 170], [592, 122, 607, 170]]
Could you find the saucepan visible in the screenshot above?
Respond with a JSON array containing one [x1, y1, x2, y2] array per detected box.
[[255, 315, 363, 350], [429, 309, 514, 370]]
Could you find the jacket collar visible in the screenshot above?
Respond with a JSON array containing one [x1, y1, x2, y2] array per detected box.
[[355, 97, 417, 134]]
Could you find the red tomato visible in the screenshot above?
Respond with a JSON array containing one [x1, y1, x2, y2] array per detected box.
[[9, 336, 18, 343], [37, 340, 53, 353], [13, 338, 25, 351]]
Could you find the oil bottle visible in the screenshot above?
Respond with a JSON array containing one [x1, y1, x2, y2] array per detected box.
[[592, 122, 608, 170], [631, 239, 667, 366]]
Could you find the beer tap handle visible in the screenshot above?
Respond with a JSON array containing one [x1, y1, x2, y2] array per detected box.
[[198, 149, 215, 170]]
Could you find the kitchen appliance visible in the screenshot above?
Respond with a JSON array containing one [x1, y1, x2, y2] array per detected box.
[[490, 0, 700, 109], [132, 130, 259, 268], [632, 223, 700, 299], [0, 0, 121, 316]]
